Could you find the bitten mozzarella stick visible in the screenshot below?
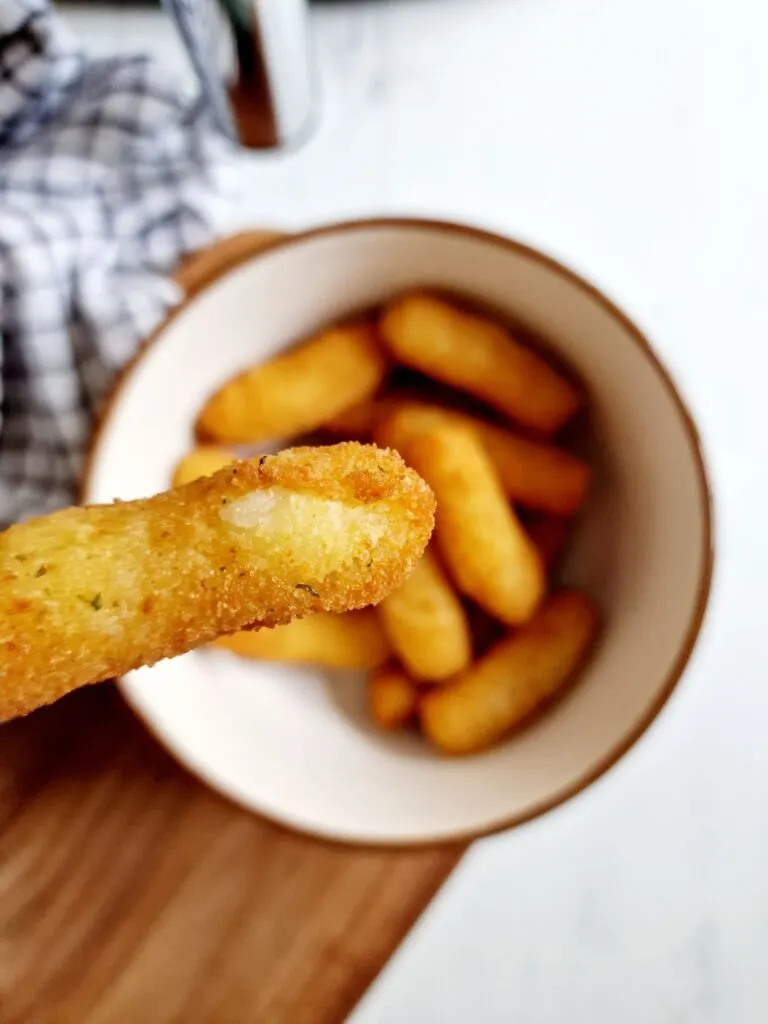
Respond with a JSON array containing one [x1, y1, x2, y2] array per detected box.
[[0, 443, 435, 722], [380, 293, 582, 435], [197, 322, 388, 444], [405, 423, 545, 625], [179, 447, 393, 671], [420, 590, 599, 754], [378, 548, 471, 681], [213, 609, 390, 670]]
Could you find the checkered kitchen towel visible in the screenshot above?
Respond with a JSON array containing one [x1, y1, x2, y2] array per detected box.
[[0, 0, 238, 526]]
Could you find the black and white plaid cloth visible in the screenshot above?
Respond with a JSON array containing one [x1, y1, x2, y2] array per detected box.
[[0, 0, 237, 525]]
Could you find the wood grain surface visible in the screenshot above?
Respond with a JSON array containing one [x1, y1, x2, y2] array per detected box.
[[0, 232, 465, 1024]]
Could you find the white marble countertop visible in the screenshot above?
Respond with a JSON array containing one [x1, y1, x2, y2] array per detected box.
[[66, 1, 767, 1021]]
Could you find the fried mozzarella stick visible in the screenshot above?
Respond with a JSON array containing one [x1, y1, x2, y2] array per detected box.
[[378, 548, 471, 682], [380, 293, 582, 435], [213, 610, 391, 670], [420, 590, 599, 754], [376, 401, 591, 516], [0, 443, 435, 722], [406, 423, 545, 625], [197, 322, 388, 444]]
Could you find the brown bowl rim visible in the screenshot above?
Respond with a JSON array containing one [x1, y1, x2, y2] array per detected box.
[[80, 216, 716, 850]]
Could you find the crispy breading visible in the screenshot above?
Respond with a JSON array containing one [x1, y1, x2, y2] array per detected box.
[[0, 442, 435, 722]]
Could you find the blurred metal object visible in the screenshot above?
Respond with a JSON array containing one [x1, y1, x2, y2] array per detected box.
[[164, 0, 317, 150]]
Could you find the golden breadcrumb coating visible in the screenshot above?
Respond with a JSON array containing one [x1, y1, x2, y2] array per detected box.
[[0, 442, 434, 722]]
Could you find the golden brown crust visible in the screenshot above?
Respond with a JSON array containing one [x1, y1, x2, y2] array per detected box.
[[379, 292, 583, 435], [404, 423, 545, 625], [378, 547, 472, 682], [196, 322, 389, 444], [420, 590, 599, 754], [0, 443, 434, 722]]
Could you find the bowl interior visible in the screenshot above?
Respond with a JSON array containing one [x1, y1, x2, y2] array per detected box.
[[84, 221, 712, 845]]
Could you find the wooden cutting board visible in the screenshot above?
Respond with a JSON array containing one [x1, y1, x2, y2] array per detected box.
[[0, 232, 466, 1024]]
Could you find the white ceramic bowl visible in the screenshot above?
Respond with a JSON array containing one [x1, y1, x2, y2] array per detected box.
[[82, 219, 714, 846]]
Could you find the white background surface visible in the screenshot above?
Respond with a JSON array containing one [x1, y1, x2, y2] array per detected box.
[[67, 1, 766, 1021]]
